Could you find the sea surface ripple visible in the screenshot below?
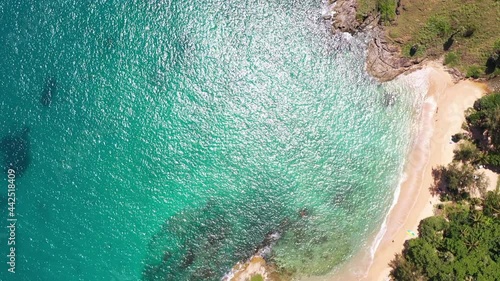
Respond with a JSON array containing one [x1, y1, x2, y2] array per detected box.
[[0, 0, 425, 280]]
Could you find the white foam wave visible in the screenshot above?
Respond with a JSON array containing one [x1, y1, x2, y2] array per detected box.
[[363, 68, 434, 277], [369, 171, 407, 260]]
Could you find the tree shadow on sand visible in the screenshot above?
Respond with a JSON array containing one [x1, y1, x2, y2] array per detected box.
[[429, 166, 448, 198]]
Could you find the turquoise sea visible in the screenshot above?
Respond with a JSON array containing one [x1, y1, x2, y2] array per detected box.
[[0, 0, 425, 280]]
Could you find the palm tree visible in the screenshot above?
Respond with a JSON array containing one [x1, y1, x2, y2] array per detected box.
[[470, 211, 485, 226], [465, 235, 480, 252]]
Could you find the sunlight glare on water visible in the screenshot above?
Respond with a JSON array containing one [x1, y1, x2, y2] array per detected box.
[[0, 0, 426, 280]]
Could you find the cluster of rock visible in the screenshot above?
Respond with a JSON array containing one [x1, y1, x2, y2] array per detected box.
[[365, 28, 423, 81], [328, 0, 423, 81], [223, 230, 283, 281]]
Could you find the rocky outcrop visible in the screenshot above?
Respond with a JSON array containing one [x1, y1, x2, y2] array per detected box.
[[365, 28, 424, 81], [331, 0, 359, 33], [223, 256, 272, 281], [328, 0, 424, 81], [487, 76, 500, 92], [445, 66, 466, 83]]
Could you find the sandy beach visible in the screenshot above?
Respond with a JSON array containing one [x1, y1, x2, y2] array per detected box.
[[230, 64, 492, 281], [302, 63, 492, 281], [359, 63, 490, 281]]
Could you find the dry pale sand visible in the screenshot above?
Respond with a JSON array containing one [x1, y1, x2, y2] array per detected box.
[[301, 64, 489, 281], [232, 64, 492, 281], [478, 168, 498, 192], [360, 64, 488, 281]]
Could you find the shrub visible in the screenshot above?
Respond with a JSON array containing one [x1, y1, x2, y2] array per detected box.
[[485, 154, 500, 166], [391, 195, 500, 281], [483, 189, 500, 217], [250, 274, 264, 281], [444, 52, 459, 66], [466, 65, 483, 78], [403, 43, 424, 57], [418, 216, 448, 243], [453, 140, 482, 163], [434, 163, 488, 201], [466, 111, 482, 127], [462, 25, 476, 37], [378, 0, 397, 23], [463, 93, 500, 167], [405, 239, 442, 278], [494, 39, 500, 52], [451, 133, 464, 143], [473, 93, 500, 111], [390, 254, 423, 281], [427, 16, 452, 38]]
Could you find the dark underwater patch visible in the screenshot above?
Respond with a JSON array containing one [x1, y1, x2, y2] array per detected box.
[[0, 127, 31, 177], [141, 201, 233, 281], [383, 91, 397, 107], [141, 197, 312, 281]]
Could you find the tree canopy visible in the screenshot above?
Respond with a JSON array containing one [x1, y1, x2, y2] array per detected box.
[[391, 93, 500, 280], [460, 93, 500, 167], [431, 162, 488, 201], [390, 199, 500, 281]]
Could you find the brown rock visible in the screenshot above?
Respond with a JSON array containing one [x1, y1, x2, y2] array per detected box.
[[328, 0, 426, 81], [331, 0, 360, 33], [365, 28, 423, 81]]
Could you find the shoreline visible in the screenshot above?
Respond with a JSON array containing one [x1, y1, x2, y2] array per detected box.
[[228, 63, 490, 281], [360, 62, 488, 281]]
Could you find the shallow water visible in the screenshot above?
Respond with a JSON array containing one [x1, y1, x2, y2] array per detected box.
[[0, 0, 424, 280]]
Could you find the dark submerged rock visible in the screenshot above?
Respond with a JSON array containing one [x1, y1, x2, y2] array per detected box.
[[383, 92, 396, 107], [299, 208, 309, 218], [0, 127, 31, 177], [180, 250, 195, 269], [162, 251, 171, 262], [142, 201, 234, 281]]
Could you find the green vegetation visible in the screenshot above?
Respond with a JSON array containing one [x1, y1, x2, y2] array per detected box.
[[494, 39, 500, 51], [353, 0, 500, 76], [455, 92, 500, 167], [444, 52, 459, 66], [391, 93, 500, 280], [389, 196, 500, 281], [453, 140, 482, 163], [432, 162, 488, 201], [466, 65, 483, 78], [355, 0, 397, 23], [484, 186, 500, 217], [377, 0, 397, 23], [356, 0, 379, 21], [358, 0, 500, 77], [426, 15, 452, 38], [432, 92, 500, 201], [250, 274, 264, 281]]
